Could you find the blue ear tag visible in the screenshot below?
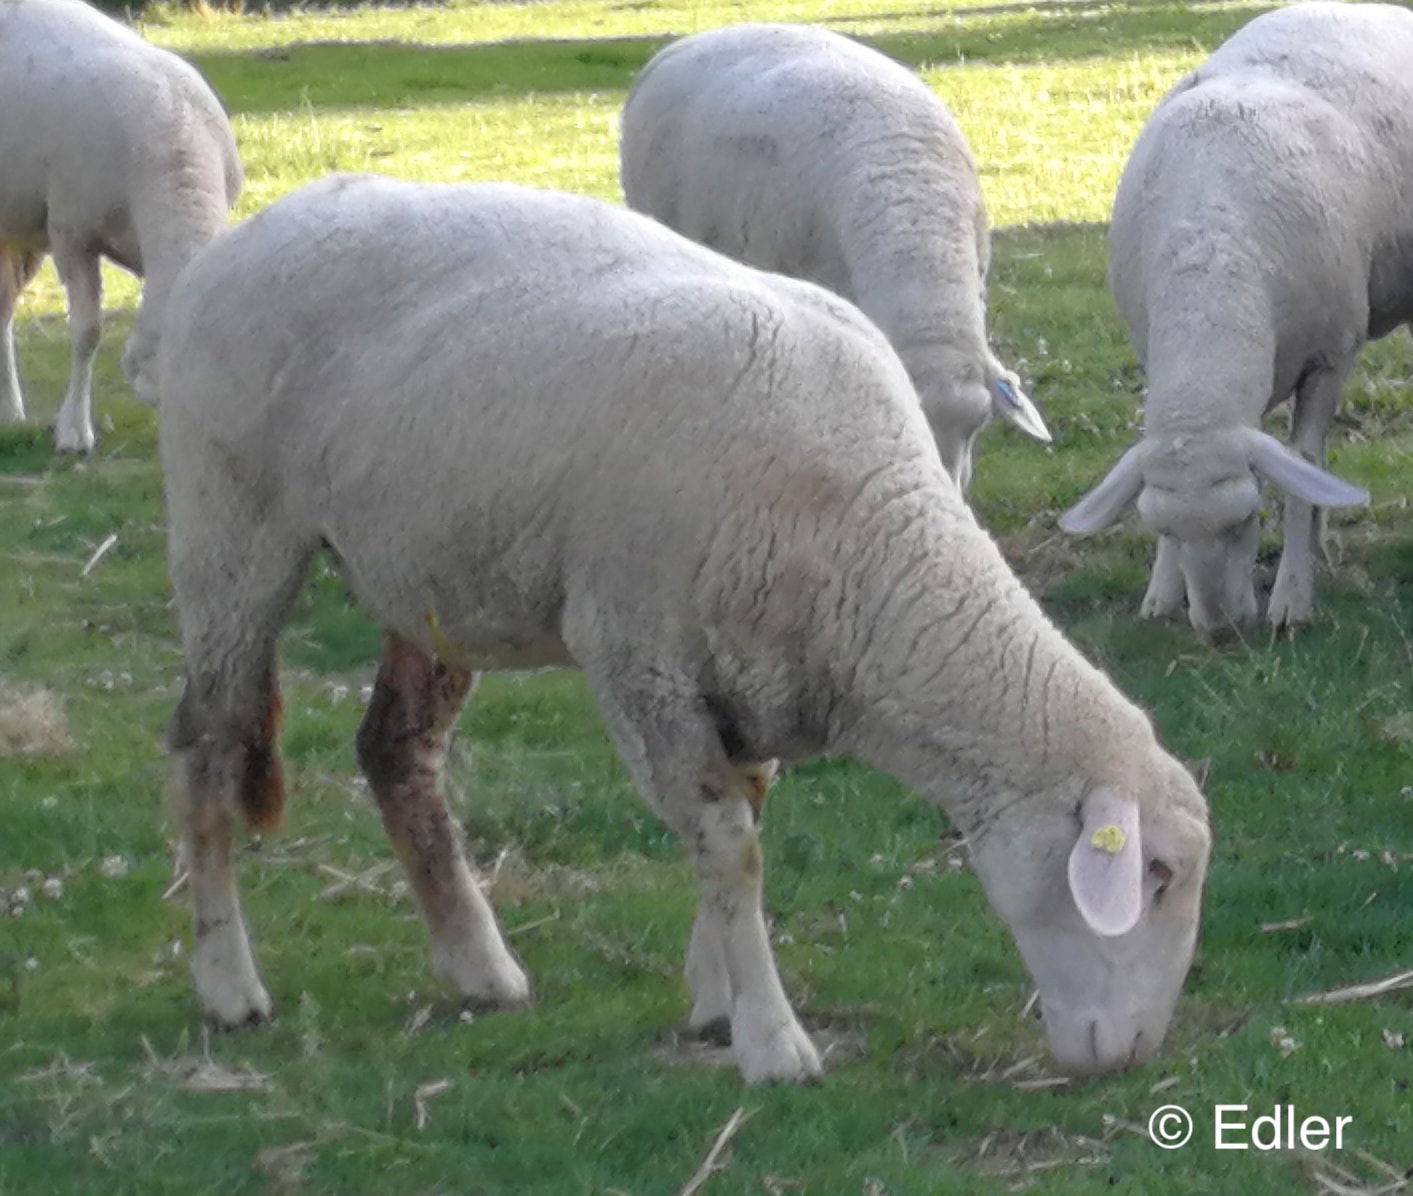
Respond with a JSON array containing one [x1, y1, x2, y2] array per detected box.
[[993, 378, 1019, 408]]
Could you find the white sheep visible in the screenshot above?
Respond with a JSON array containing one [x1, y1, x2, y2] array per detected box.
[[158, 175, 1209, 1083], [0, 0, 241, 452], [619, 23, 1050, 492], [1060, 2, 1410, 632]]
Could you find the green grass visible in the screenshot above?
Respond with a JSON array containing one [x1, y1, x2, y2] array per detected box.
[[2, 2, 1411, 1193]]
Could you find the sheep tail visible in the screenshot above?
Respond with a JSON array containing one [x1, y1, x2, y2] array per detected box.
[[238, 686, 286, 832]]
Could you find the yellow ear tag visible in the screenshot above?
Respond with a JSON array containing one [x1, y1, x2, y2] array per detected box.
[[1090, 824, 1127, 855]]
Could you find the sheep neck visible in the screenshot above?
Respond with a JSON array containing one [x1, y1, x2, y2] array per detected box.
[[1137, 269, 1280, 434], [833, 149, 992, 368], [821, 488, 1151, 837]]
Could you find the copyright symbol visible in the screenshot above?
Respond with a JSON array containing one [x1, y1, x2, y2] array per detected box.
[[1148, 1104, 1194, 1149]]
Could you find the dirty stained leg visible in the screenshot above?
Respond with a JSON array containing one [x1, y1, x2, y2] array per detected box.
[[1269, 365, 1347, 627], [355, 634, 530, 1008], [0, 247, 42, 421], [168, 655, 285, 1028], [167, 525, 319, 1028], [582, 662, 819, 1083], [685, 759, 778, 1039]]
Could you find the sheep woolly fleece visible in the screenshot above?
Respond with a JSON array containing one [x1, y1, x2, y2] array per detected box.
[[0, 0, 241, 450], [619, 23, 1049, 491], [157, 175, 1209, 1084], [1062, 2, 1409, 632]]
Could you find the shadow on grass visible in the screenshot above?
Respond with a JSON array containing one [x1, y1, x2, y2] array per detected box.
[[195, 36, 660, 115], [190, 1, 1273, 114], [0, 425, 57, 476]]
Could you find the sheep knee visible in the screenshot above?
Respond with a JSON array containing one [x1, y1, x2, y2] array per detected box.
[[354, 635, 472, 794]]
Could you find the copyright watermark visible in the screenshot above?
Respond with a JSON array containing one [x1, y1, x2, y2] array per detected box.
[[1146, 1104, 1352, 1151], [1147, 1105, 1194, 1149]]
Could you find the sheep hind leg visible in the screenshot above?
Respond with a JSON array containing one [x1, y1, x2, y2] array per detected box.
[[168, 645, 288, 1030], [0, 247, 41, 422], [355, 634, 530, 1009], [167, 530, 315, 1029], [48, 239, 102, 453]]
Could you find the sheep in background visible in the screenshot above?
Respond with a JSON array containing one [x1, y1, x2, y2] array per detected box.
[[158, 174, 1209, 1083], [1060, 2, 1413, 632], [619, 23, 1049, 493], [0, 0, 241, 452]]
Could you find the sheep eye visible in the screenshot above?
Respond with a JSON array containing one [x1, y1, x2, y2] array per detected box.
[[1149, 859, 1174, 901]]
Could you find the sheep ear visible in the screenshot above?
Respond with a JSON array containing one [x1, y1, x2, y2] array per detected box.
[[1243, 428, 1369, 508], [1067, 791, 1143, 937], [991, 377, 1052, 443], [1058, 444, 1145, 534]]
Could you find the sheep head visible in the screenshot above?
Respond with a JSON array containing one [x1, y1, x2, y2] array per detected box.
[[968, 755, 1211, 1076], [920, 362, 1050, 493], [1058, 428, 1367, 634]]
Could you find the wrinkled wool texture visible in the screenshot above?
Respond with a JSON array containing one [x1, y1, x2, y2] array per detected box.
[[160, 174, 1156, 819], [620, 23, 1028, 483]]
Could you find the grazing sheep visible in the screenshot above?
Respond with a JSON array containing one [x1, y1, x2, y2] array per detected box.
[[1059, 2, 1411, 632], [159, 175, 1209, 1083], [619, 23, 1049, 492], [0, 0, 241, 451]]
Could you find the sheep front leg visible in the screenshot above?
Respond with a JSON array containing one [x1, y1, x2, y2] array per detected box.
[[584, 667, 819, 1084], [690, 796, 819, 1082], [1269, 365, 1346, 628], [355, 634, 530, 1009], [685, 759, 778, 1040], [50, 240, 102, 453], [1140, 535, 1185, 619], [684, 904, 732, 1039]]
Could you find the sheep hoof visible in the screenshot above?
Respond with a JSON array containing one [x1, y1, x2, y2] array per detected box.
[[191, 925, 274, 1029], [432, 944, 533, 1011], [734, 1013, 824, 1084], [1139, 583, 1185, 620], [196, 977, 275, 1031], [205, 1004, 275, 1032], [1267, 582, 1315, 629], [53, 423, 95, 454]]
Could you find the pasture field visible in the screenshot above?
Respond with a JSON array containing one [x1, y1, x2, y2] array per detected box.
[[2, 1, 1410, 1192]]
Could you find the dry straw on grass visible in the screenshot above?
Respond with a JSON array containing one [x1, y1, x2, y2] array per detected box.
[[0, 679, 75, 759]]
